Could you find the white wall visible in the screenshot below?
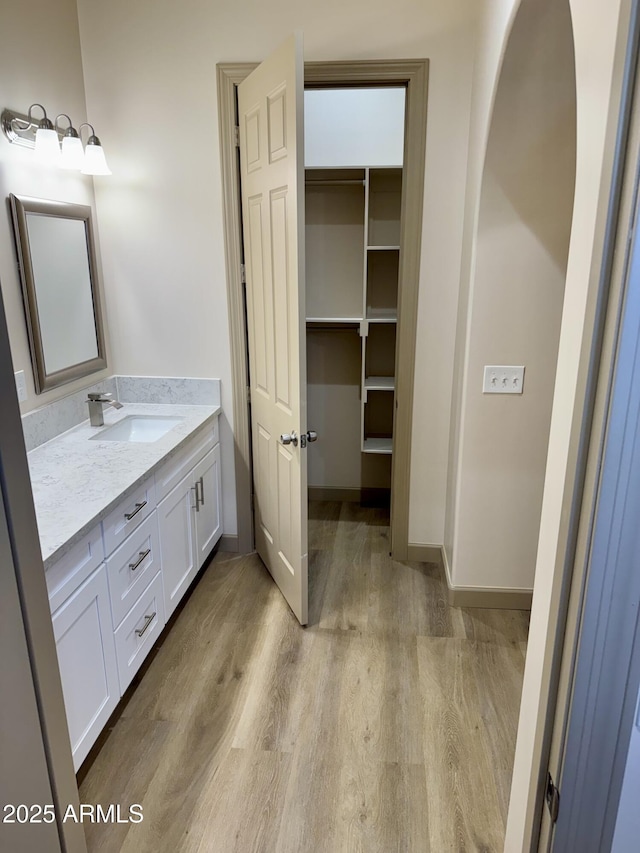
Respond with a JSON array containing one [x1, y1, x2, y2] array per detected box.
[[74, 0, 479, 544], [0, 1, 110, 413], [450, 0, 576, 592], [444, 0, 517, 567]]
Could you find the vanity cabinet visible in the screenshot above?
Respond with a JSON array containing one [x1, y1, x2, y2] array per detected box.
[[45, 415, 223, 770], [51, 562, 119, 770], [158, 444, 222, 619]]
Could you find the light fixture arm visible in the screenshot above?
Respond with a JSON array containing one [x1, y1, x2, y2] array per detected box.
[[78, 122, 97, 141], [27, 103, 51, 128], [56, 114, 82, 143]]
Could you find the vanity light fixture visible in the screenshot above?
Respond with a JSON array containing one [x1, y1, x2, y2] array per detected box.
[[1, 104, 111, 176]]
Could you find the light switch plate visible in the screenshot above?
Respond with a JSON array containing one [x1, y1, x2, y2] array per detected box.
[[483, 365, 525, 395], [14, 370, 27, 402]]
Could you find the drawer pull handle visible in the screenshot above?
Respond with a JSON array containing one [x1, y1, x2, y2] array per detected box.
[[192, 485, 200, 512], [135, 612, 156, 638], [197, 476, 205, 506], [124, 500, 147, 521], [129, 549, 151, 572]]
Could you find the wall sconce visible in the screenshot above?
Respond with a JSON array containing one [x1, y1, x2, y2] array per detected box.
[[1, 104, 111, 176]]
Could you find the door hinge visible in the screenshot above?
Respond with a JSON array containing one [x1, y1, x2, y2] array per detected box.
[[241, 263, 246, 284], [234, 126, 240, 147], [546, 773, 560, 824]]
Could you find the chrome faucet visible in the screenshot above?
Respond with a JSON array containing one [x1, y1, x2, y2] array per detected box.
[[87, 393, 124, 427]]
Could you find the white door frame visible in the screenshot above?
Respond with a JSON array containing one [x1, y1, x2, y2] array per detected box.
[[506, 2, 640, 846], [551, 132, 640, 849], [217, 58, 429, 558], [536, 10, 640, 846]]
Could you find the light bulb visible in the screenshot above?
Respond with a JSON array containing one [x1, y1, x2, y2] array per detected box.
[[81, 137, 111, 176], [60, 135, 85, 170], [34, 127, 61, 165]]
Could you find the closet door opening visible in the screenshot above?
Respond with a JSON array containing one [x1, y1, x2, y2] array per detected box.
[[304, 88, 406, 514]]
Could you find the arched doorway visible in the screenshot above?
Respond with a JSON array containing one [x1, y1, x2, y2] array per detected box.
[[453, 0, 577, 599]]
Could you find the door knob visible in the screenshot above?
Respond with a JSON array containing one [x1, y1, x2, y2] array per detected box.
[[280, 431, 298, 447], [300, 429, 318, 448]]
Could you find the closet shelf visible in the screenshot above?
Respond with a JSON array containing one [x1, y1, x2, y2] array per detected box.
[[363, 437, 393, 455], [365, 376, 395, 391], [306, 316, 362, 325], [366, 309, 397, 322], [367, 245, 400, 251]]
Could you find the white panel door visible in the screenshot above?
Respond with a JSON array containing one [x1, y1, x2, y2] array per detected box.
[[238, 34, 308, 625]]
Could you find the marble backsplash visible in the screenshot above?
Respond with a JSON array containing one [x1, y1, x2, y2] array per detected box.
[[114, 376, 220, 407], [22, 376, 221, 452]]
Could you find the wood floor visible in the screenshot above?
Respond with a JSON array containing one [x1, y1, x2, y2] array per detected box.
[[80, 502, 529, 852]]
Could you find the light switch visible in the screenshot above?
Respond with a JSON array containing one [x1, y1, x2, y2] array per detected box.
[[483, 365, 525, 395], [14, 370, 27, 402]]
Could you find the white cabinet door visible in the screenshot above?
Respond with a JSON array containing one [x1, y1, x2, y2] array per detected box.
[[51, 564, 118, 771], [193, 444, 222, 567], [158, 472, 197, 620]]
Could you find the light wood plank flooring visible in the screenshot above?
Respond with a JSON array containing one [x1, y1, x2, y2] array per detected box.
[[80, 502, 529, 852]]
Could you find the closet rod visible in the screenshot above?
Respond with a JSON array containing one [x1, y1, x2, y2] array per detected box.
[[306, 179, 365, 187]]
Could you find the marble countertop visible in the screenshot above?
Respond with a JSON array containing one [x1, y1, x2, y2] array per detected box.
[[27, 403, 220, 568]]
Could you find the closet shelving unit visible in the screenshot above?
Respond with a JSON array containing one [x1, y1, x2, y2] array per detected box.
[[306, 165, 402, 460]]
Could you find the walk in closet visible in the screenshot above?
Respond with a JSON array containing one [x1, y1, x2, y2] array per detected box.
[[304, 87, 405, 504]]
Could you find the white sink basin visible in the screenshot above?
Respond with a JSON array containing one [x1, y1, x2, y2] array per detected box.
[[90, 415, 183, 443]]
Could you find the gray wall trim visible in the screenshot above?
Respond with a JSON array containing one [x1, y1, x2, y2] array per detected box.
[[220, 534, 240, 553], [217, 63, 256, 558], [407, 543, 443, 565], [217, 58, 429, 565], [408, 542, 532, 609], [448, 585, 533, 611]]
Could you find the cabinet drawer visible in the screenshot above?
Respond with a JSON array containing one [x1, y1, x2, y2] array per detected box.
[[155, 419, 219, 502], [46, 526, 105, 613], [106, 512, 161, 629], [113, 571, 165, 694], [102, 477, 156, 556]]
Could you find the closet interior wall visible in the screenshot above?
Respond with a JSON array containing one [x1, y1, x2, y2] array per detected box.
[[304, 88, 405, 506]]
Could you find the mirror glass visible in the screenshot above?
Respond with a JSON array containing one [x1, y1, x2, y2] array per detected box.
[[9, 195, 106, 392]]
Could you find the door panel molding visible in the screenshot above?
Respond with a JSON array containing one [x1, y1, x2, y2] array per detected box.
[[217, 57, 429, 559]]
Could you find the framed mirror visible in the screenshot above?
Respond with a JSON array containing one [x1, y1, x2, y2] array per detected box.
[[9, 194, 107, 393]]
